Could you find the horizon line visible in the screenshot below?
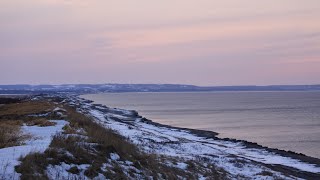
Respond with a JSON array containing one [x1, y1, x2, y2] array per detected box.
[[0, 83, 320, 87]]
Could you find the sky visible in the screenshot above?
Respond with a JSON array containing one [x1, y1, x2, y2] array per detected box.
[[0, 0, 319, 86]]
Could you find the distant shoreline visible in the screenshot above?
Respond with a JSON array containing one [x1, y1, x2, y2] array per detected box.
[[1, 84, 320, 94]]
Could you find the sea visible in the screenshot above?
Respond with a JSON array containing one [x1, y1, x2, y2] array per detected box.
[[81, 91, 320, 158]]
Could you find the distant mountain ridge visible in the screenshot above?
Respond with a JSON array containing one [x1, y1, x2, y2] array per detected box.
[[0, 84, 320, 94]]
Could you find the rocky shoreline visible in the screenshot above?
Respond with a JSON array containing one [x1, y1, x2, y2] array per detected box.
[[139, 117, 320, 179], [140, 116, 320, 163], [62, 94, 320, 179], [84, 98, 320, 162]]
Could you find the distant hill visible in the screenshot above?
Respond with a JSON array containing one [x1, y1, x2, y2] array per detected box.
[[0, 84, 320, 94]]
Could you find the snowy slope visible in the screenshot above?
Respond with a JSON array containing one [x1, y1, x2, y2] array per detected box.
[[69, 96, 320, 179]]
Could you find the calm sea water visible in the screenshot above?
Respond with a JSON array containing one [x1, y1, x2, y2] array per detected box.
[[81, 91, 320, 158]]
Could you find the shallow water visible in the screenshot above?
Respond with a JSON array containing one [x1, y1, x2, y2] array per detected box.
[[81, 91, 320, 158]]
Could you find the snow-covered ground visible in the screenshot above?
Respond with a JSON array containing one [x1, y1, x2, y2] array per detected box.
[[4, 95, 318, 179], [69, 96, 320, 179], [0, 120, 68, 180], [46, 163, 91, 180]]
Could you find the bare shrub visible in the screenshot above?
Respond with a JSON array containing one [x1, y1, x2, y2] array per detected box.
[[0, 122, 30, 148], [15, 152, 49, 180], [25, 118, 56, 127]]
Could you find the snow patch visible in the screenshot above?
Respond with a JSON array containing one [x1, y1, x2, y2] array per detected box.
[[46, 163, 90, 180], [0, 120, 68, 180], [110, 153, 120, 161], [53, 107, 66, 112]]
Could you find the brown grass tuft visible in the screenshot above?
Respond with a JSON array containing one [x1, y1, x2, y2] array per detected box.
[[0, 100, 62, 149], [0, 122, 30, 148], [0, 101, 53, 117], [15, 152, 49, 180], [25, 118, 56, 127]]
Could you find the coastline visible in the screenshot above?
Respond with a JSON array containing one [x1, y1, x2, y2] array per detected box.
[[78, 91, 320, 162], [71, 94, 320, 179], [80, 91, 320, 159], [142, 117, 320, 167], [1, 94, 319, 179]]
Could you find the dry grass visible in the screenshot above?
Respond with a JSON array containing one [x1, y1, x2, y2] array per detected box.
[[0, 100, 59, 125], [15, 152, 49, 180], [0, 122, 30, 148], [25, 118, 57, 127], [0, 100, 60, 149], [0, 101, 53, 117], [0, 97, 22, 104]]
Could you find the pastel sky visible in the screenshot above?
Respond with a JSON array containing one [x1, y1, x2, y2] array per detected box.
[[1, 0, 319, 86]]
